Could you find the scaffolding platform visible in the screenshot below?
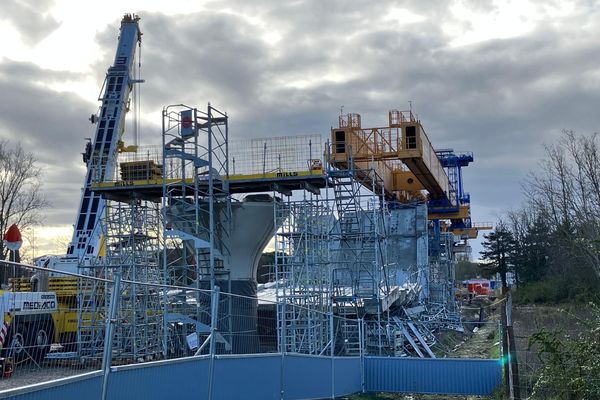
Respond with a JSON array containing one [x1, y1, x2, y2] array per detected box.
[[92, 134, 330, 201], [91, 169, 330, 202]]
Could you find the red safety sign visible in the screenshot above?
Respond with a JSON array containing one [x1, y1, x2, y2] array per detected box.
[[3, 224, 22, 251]]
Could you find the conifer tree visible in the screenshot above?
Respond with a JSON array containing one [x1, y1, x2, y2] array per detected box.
[[479, 222, 517, 289]]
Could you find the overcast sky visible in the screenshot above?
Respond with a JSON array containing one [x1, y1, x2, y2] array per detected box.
[[0, 0, 598, 258]]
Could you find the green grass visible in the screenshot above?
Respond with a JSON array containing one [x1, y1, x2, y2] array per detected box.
[[488, 328, 501, 359]]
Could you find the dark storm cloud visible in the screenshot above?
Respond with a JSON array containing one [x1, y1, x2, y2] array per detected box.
[[0, 0, 60, 45], [140, 12, 269, 111], [0, 60, 93, 226], [92, 4, 451, 132]]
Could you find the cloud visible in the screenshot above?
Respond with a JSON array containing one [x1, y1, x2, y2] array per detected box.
[[91, 5, 600, 217], [1, 0, 600, 257], [0, 0, 60, 45], [0, 60, 93, 229]]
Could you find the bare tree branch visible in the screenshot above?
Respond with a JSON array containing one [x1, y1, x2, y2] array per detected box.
[[0, 140, 50, 283]]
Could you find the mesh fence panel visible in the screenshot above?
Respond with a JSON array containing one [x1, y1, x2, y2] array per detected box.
[[0, 264, 101, 390], [1, 260, 514, 394]]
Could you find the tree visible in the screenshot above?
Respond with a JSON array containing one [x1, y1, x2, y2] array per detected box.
[[455, 260, 482, 281], [525, 130, 600, 279], [0, 140, 48, 282], [479, 222, 517, 289], [508, 209, 551, 285]]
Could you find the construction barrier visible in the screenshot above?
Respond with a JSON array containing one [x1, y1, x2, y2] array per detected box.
[[0, 371, 102, 400], [365, 356, 502, 396], [0, 354, 502, 399]]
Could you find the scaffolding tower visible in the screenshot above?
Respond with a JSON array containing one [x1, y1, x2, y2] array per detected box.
[[78, 196, 164, 362], [161, 104, 233, 355], [274, 194, 334, 354], [428, 231, 461, 329], [271, 132, 401, 356]]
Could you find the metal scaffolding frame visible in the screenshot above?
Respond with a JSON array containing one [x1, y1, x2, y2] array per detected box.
[[274, 192, 334, 354], [272, 140, 405, 356], [327, 141, 397, 356], [270, 133, 459, 358], [160, 103, 233, 355], [78, 199, 164, 362], [74, 108, 463, 361], [428, 232, 461, 329]]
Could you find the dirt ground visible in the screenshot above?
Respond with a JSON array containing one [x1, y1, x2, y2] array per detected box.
[[451, 300, 501, 359], [0, 361, 95, 391]]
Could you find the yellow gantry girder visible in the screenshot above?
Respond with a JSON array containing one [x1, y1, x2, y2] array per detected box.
[[449, 227, 480, 239], [428, 205, 471, 220], [329, 110, 452, 202], [442, 222, 494, 239]]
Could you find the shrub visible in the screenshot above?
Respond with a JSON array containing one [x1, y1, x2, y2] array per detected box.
[[514, 276, 599, 304], [528, 303, 600, 399]]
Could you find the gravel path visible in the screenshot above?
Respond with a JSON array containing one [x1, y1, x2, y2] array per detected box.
[[0, 362, 97, 391]]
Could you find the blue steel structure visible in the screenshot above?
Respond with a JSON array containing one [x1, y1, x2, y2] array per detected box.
[[66, 14, 142, 262], [430, 150, 474, 231], [428, 149, 476, 256], [428, 150, 473, 213]]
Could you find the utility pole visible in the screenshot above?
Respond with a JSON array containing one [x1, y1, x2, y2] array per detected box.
[[506, 290, 521, 400], [500, 287, 510, 398]]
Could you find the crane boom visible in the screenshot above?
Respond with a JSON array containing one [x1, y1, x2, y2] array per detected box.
[[66, 14, 142, 261]]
